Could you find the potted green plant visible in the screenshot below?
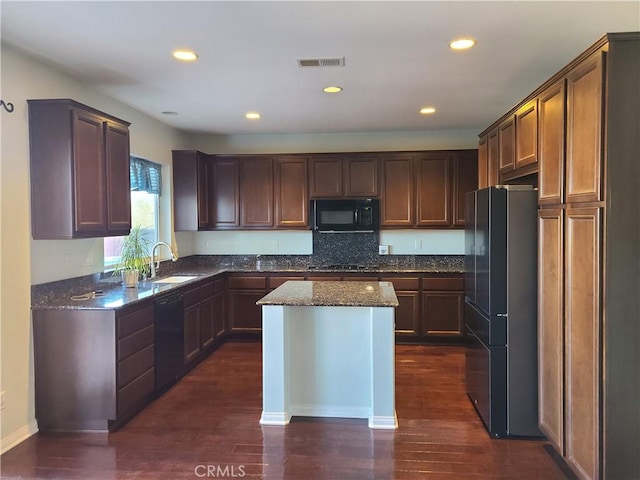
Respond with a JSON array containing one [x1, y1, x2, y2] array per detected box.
[[113, 225, 152, 287]]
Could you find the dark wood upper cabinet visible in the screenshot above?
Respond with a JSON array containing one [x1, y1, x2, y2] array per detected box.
[[515, 99, 538, 169], [538, 80, 566, 205], [416, 152, 452, 227], [477, 136, 489, 189], [498, 116, 516, 174], [274, 156, 308, 228], [344, 155, 379, 197], [380, 154, 415, 227], [565, 52, 604, 204], [172, 150, 212, 231], [487, 128, 500, 187], [309, 154, 378, 198], [211, 157, 240, 229], [309, 155, 342, 198], [240, 157, 274, 227], [28, 99, 131, 239], [452, 150, 478, 226]]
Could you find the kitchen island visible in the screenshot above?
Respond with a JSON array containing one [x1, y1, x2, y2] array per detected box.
[[257, 281, 399, 429]]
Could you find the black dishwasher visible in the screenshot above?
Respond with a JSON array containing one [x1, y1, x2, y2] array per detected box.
[[154, 292, 184, 394]]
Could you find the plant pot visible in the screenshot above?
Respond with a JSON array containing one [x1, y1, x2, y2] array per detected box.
[[121, 269, 140, 288]]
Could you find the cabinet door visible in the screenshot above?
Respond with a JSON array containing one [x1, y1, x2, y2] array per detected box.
[[498, 117, 515, 174], [213, 291, 226, 339], [422, 291, 464, 337], [380, 155, 414, 227], [515, 100, 538, 169], [566, 53, 604, 204], [478, 136, 489, 189], [565, 206, 601, 480], [344, 156, 378, 197], [240, 157, 274, 227], [394, 291, 420, 338], [538, 207, 564, 454], [211, 157, 240, 228], [487, 128, 500, 187], [184, 305, 200, 364], [199, 297, 214, 350], [309, 156, 342, 198], [275, 156, 308, 228], [452, 150, 478, 227], [538, 81, 566, 205], [105, 121, 131, 234], [197, 155, 211, 229], [416, 152, 451, 227], [227, 290, 264, 333], [72, 109, 107, 234]]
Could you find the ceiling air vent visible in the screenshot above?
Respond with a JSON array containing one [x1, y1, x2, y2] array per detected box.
[[297, 57, 345, 68]]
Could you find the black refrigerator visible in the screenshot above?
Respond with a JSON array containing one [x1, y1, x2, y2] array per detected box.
[[464, 185, 541, 437]]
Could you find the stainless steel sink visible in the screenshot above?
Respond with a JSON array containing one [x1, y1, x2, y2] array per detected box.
[[151, 275, 199, 284]]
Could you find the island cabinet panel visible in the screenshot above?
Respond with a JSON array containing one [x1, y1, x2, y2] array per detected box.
[[422, 277, 464, 337], [381, 277, 420, 338], [240, 157, 274, 227], [33, 300, 154, 432], [274, 156, 308, 228], [538, 81, 566, 206], [28, 99, 131, 239], [565, 53, 604, 204], [227, 275, 267, 335], [211, 157, 240, 228], [309, 155, 343, 198], [380, 154, 415, 227], [416, 152, 452, 227]]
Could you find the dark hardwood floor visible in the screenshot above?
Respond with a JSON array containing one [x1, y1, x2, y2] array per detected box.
[[2, 343, 569, 479]]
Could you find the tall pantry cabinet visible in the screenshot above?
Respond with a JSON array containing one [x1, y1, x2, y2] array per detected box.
[[538, 34, 639, 480]]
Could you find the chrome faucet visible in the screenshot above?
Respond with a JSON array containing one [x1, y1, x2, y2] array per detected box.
[[150, 241, 178, 278]]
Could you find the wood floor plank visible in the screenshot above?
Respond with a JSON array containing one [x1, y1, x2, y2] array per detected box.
[[1, 343, 569, 479]]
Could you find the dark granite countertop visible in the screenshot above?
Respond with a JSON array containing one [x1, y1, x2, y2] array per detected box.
[[257, 281, 399, 307], [32, 254, 463, 311]]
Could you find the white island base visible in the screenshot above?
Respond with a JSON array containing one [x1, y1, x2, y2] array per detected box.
[[259, 302, 397, 429]]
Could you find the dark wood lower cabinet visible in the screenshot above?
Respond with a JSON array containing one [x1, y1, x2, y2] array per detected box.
[[422, 291, 464, 337], [184, 305, 200, 364], [227, 275, 267, 335]]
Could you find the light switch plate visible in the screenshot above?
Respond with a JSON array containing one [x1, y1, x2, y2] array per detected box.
[[379, 245, 389, 255]]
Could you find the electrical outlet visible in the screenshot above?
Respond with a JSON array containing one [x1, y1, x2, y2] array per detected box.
[[1, 391, 5, 410], [378, 245, 389, 255], [272, 240, 279, 250], [415, 240, 423, 249]]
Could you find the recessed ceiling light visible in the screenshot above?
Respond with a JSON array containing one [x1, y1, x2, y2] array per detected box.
[[449, 38, 476, 50], [323, 86, 343, 93], [246, 112, 261, 120], [173, 50, 199, 61], [161, 111, 179, 116], [420, 107, 437, 115]]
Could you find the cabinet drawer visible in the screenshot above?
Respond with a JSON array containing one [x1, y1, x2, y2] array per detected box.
[[117, 304, 153, 339], [423, 277, 464, 291], [118, 325, 154, 361], [269, 276, 305, 289], [213, 277, 226, 294], [344, 276, 379, 282], [306, 276, 342, 282], [117, 367, 154, 417], [381, 277, 420, 291], [118, 344, 154, 388], [228, 276, 267, 289]]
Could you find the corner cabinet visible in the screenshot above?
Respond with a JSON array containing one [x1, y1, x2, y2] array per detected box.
[[172, 150, 214, 231], [28, 99, 131, 239]]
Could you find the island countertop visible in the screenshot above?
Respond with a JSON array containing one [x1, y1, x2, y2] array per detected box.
[[257, 281, 399, 308]]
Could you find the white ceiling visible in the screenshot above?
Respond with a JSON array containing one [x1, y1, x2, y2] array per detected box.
[[2, 1, 638, 135]]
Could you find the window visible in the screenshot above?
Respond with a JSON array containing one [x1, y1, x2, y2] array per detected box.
[[104, 156, 162, 269]]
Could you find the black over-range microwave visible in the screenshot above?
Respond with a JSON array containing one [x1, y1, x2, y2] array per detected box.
[[310, 199, 380, 232]]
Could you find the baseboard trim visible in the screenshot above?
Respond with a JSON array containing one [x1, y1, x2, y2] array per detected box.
[[1, 420, 39, 454]]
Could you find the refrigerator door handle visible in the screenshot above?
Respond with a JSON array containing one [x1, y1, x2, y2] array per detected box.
[[496, 313, 508, 317]]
